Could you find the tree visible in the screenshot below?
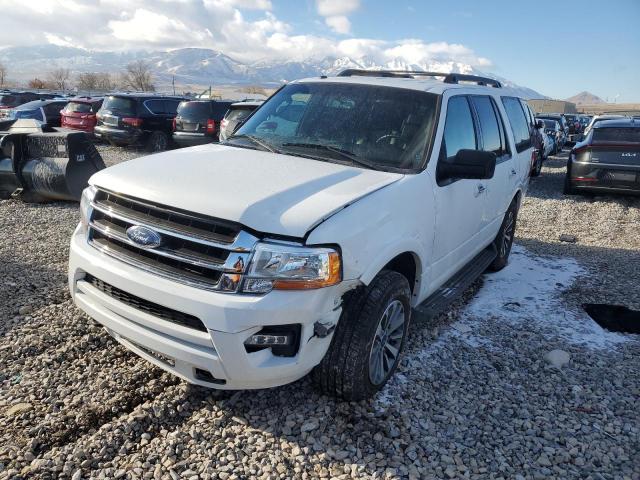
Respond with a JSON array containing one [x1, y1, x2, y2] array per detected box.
[[95, 72, 116, 91], [121, 60, 154, 92], [77, 72, 99, 91], [48, 67, 71, 90], [28, 78, 50, 89], [0, 62, 6, 87]]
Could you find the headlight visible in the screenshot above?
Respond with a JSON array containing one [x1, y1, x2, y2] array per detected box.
[[242, 242, 341, 293], [79, 185, 97, 233]]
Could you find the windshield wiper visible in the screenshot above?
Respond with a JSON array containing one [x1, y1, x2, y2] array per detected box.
[[280, 142, 382, 170], [226, 134, 280, 154]]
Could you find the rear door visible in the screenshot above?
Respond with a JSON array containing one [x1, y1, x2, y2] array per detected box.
[[431, 94, 488, 286], [501, 96, 534, 182], [469, 95, 515, 239]]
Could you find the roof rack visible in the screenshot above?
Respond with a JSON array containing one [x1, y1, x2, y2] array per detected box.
[[337, 69, 502, 88]]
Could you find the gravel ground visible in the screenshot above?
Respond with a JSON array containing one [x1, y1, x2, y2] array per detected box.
[[0, 146, 638, 480]]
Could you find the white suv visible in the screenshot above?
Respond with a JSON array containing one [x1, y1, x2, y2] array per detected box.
[[69, 70, 534, 400]]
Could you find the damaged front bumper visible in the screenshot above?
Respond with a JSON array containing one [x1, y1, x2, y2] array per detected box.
[[68, 225, 359, 389]]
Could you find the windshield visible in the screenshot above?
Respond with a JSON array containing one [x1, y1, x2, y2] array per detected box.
[[230, 82, 439, 171], [15, 108, 44, 121], [102, 96, 136, 115], [177, 101, 210, 118]]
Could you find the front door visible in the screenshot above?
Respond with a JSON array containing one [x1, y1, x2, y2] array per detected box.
[[431, 95, 487, 289]]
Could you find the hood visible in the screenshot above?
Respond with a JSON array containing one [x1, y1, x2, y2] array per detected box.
[[90, 144, 403, 238]]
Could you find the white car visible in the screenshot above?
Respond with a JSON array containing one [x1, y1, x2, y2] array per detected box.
[[69, 70, 533, 400]]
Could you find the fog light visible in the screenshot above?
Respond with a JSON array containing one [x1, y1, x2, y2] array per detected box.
[[245, 334, 290, 346], [244, 325, 302, 357]]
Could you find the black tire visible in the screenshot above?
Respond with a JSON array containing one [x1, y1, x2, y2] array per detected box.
[[488, 198, 519, 272], [146, 131, 169, 153], [312, 270, 411, 401]]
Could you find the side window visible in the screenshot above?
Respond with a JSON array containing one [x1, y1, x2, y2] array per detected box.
[[163, 100, 180, 115], [441, 96, 476, 160], [470, 96, 504, 158], [501, 97, 532, 153]]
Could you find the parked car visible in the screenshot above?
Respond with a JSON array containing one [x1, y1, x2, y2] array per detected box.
[[538, 118, 562, 154], [5, 98, 69, 127], [0, 91, 44, 118], [61, 96, 104, 134], [565, 118, 640, 195], [537, 114, 568, 149], [69, 70, 533, 400], [172, 100, 233, 147], [535, 119, 554, 159], [94, 93, 186, 152], [581, 114, 625, 141], [219, 101, 263, 141]]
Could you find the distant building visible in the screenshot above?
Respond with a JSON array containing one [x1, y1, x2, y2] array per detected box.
[[528, 99, 577, 114]]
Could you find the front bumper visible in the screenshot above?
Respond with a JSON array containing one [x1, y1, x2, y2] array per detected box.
[[68, 225, 353, 389]]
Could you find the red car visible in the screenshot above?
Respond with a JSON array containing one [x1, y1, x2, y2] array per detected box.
[[61, 97, 103, 133]]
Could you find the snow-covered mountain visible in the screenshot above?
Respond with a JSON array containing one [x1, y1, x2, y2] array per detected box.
[[0, 45, 543, 98]]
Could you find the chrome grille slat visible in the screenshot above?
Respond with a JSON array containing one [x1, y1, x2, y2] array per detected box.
[[87, 189, 257, 292]]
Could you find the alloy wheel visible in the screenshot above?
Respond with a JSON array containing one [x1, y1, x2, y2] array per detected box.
[[500, 210, 515, 257], [368, 299, 405, 385]]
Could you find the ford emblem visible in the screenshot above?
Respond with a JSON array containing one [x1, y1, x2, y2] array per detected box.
[[126, 225, 162, 248]]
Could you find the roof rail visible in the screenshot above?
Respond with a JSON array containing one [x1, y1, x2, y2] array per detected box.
[[337, 69, 502, 88]]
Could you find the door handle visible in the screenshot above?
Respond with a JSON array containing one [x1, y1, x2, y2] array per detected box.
[[474, 184, 486, 197], [510, 168, 517, 177]]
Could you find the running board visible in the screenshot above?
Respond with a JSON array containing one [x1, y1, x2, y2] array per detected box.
[[414, 246, 497, 320]]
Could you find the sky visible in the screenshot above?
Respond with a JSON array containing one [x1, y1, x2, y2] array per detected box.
[[1, 0, 639, 101]]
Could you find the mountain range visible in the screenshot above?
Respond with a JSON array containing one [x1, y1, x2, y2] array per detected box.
[[0, 45, 544, 98]]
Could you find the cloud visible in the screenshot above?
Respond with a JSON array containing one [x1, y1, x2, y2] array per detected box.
[[315, 0, 359, 34], [0, 0, 492, 69]]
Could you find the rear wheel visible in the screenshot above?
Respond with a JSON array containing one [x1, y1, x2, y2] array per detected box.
[[530, 152, 543, 177], [488, 198, 518, 272], [312, 270, 411, 401], [146, 131, 169, 152]]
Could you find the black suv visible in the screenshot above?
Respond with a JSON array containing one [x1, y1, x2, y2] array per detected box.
[[94, 94, 186, 152], [172, 100, 232, 147]]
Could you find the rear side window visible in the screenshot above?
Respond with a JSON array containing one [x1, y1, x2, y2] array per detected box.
[[470, 96, 508, 159], [593, 127, 640, 144], [502, 97, 532, 153], [211, 102, 232, 118], [442, 96, 476, 159], [103, 96, 137, 115]]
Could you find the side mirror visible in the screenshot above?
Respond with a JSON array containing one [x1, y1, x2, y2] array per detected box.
[[438, 149, 496, 181]]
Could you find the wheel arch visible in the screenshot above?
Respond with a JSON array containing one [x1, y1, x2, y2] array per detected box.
[[360, 250, 422, 301]]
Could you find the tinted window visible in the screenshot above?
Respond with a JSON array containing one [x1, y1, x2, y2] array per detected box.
[[211, 102, 232, 118], [103, 96, 137, 115], [542, 120, 556, 129], [235, 82, 439, 170], [15, 108, 44, 121], [163, 100, 181, 115], [0, 95, 17, 107], [177, 101, 211, 118], [502, 97, 531, 152], [145, 100, 164, 114], [44, 102, 67, 116], [471, 96, 502, 156], [443, 96, 476, 159], [593, 127, 640, 144]]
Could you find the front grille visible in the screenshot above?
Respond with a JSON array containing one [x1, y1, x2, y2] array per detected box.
[[85, 274, 207, 332], [87, 189, 257, 291]]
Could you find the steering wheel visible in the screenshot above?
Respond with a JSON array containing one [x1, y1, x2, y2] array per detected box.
[[375, 134, 401, 144]]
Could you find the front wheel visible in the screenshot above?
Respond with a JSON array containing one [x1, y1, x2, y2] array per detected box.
[[531, 152, 543, 177], [488, 198, 519, 272], [312, 270, 411, 401]]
